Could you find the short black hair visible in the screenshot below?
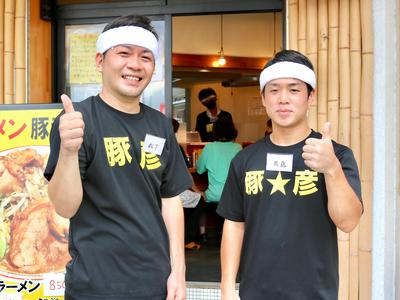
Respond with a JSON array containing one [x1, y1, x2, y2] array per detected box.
[[198, 88, 217, 101], [263, 49, 314, 95], [213, 117, 238, 142], [102, 14, 158, 40]]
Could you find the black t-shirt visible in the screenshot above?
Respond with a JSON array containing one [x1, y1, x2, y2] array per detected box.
[[44, 96, 193, 299], [217, 131, 362, 300], [194, 110, 232, 142]]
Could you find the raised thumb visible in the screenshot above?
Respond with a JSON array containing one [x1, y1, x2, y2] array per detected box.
[[61, 94, 75, 113], [321, 122, 331, 139]]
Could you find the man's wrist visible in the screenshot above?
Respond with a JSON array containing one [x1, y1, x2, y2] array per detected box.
[[324, 158, 341, 178]]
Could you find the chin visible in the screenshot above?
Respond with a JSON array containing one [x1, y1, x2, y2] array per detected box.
[[118, 88, 144, 99]]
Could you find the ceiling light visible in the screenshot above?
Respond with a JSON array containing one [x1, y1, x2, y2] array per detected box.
[[215, 14, 226, 67], [218, 50, 226, 66]]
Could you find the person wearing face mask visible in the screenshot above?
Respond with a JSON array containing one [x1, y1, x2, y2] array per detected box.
[[195, 88, 233, 142]]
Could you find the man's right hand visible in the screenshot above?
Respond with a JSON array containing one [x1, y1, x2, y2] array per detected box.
[[59, 94, 84, 153]]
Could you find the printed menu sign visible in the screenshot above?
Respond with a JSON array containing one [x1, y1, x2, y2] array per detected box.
[[69, 33, 102, 84], [0, 104, 68, 300]]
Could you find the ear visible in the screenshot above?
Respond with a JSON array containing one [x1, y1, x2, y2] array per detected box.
[[95, 52, 104, 72], [260, 89, 267, 108], [307, 89, 316, 108]]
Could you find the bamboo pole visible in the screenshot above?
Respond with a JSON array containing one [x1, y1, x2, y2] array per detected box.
[[306, 0, 318, 64], [4, 0, 15, 104], [15, 0, 25, 103], [0, 0, 4, 104], [359, 125, 372, 251], [359, 4, 373, 289], [349, 226, 359, 300], [359, 250, 372, 300], [359, 13, 373, 273], [338, 239, 350, 300], [288, 0, 299, 50], [349, 0, 362, 163], [359, 170, 372, 300], [317, 0, 328, 130], [306, 0, 318, 130], [338, 0, 350, 147], [328, 0, 339, 140], [349, 2, 362, 296], [360, 1, 373, 117], [297, 0, 306, 54]]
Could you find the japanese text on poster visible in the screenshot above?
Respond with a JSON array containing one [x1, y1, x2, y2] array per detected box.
[[0, 105, 67, 300]]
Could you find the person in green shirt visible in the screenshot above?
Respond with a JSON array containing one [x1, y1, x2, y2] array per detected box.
[[196, 117, 241, 240]]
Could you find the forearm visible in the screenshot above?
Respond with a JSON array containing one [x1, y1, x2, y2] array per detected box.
[[325, 160, 362, 233], [48, 149, 83, 218], [162, 196, 186, 275], [221, 220, 244, 291]]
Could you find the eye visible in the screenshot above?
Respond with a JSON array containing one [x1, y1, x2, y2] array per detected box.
[[118, 51, 130, 57], [141, 54, 153, 62], [113, 48, 132, 57], [290, 89, 300, 93]]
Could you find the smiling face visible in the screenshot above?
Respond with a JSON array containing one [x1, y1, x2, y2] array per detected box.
[[261, 78, 314, 131], [96, 44, 155, 105]]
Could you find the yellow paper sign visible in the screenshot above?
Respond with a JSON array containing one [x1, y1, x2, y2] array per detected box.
[[69, 33, 101, 84]]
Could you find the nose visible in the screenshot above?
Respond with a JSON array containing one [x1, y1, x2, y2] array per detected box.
[[278, 89, 289, 104], [126, 55, 142, 70]]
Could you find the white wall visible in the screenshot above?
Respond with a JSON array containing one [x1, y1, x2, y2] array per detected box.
[[372, 0, 400, 299], [173, 12, 282, 58]]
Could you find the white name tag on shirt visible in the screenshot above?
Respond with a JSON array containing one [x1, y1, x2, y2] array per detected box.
[[266, 153, 293, 172], [143, 134, 166, 155]]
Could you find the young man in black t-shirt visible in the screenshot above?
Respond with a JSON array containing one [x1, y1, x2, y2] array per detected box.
[[195, 88, 232, 142], [45, 15, 192, 300], [217, 50, 363, 300]]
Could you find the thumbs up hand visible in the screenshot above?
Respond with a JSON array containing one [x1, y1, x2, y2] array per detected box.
[[302, 122, 337, 174], [59, 94, 84, 153]]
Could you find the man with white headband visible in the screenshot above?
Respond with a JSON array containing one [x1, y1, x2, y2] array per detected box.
[[217, 50, 363, 300], [45, 15, 191, 300]]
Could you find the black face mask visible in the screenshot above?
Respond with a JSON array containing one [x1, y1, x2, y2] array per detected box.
[[204, 100, 217, 110]]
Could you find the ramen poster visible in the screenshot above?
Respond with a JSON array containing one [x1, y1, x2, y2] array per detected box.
[[0, 104, 67, 300]]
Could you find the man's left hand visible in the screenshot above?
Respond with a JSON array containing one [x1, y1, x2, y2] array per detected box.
[[302, 122, 339, 174]]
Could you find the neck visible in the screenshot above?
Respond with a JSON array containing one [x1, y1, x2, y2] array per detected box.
[[270, 124, 311, 146], [99, 91, 141, 114], [209, 107, 218, 116]]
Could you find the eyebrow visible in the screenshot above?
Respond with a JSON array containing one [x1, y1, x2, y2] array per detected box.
[[115, 44, 153, 54], [268, 82, 303, 88]]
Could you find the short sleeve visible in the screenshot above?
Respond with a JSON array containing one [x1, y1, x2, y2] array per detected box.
[[217, 158, 245, 221], [160, 131, 193, 198], [336, 145, 362, 202], [44, 114, 61, 181]]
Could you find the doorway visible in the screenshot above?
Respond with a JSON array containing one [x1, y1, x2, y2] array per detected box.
[[172, 12, 283, 282]]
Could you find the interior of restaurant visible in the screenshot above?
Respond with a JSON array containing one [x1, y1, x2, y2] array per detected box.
[[171, 12, 282, 282]]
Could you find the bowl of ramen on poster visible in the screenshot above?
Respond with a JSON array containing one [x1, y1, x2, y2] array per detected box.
[[0, 146, 70, 280]]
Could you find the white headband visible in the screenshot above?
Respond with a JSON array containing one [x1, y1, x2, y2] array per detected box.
[[96, 26, 159, 58], [259, 61, 316, 90]]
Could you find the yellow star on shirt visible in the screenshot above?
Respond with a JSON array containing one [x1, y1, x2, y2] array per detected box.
[[267, 171, 290, 195]]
